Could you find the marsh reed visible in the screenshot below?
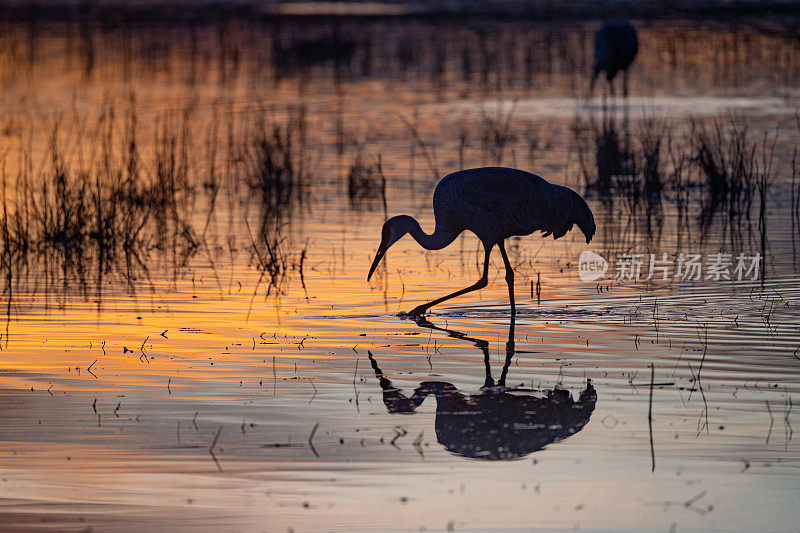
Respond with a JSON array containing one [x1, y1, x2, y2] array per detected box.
[[0, 94, 319, 324]]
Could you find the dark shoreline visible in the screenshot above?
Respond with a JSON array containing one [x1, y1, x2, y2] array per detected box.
[[0, 0, 799, 26]]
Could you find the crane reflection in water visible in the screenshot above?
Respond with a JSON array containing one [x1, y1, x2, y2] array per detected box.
[[368, 318, 596, 460]]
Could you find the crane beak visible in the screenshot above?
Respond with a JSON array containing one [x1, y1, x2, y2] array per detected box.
[[367, 240, 388, 282]]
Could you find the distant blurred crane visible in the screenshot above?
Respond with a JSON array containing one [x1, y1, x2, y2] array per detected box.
[[591, 20, 638, 97], [366, 167, 596, 316]]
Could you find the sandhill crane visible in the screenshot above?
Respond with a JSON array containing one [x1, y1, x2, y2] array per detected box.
[[591, 20, 638, 97], [367, 319, 596, 460], [366, 167, 595, 316]]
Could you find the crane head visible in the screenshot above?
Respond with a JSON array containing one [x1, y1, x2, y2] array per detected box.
[[367, 216, 410, 281]]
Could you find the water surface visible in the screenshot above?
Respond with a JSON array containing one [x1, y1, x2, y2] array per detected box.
[[0, 14, 799, 532]]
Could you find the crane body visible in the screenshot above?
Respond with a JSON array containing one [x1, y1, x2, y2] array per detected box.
[[592, 20, 638, 97]]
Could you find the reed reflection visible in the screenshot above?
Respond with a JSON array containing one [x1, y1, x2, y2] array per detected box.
[[573, 108, 666, 259], [368, 318, 596, 460]]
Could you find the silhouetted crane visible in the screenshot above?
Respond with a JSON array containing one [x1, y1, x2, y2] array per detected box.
[[591, 21, 638, 97], [367, 167, 595, 316]]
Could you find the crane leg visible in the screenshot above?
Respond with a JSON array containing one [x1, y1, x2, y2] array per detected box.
[[498, 316, 516, 387], [498, 241, 516, 316], [408, 244, 492, 316], [481, 339, 495, 388]]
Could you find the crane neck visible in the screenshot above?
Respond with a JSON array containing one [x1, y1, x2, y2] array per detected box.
[[404, 215, 460, 251]]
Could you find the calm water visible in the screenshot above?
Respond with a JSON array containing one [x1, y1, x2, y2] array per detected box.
[[0, 15, 799, 532]]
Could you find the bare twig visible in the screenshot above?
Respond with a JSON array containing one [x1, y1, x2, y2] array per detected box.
[[308, 423, 320, 458]]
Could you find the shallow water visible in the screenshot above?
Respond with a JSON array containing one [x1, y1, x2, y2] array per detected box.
[[0, 14, 799, 532]]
